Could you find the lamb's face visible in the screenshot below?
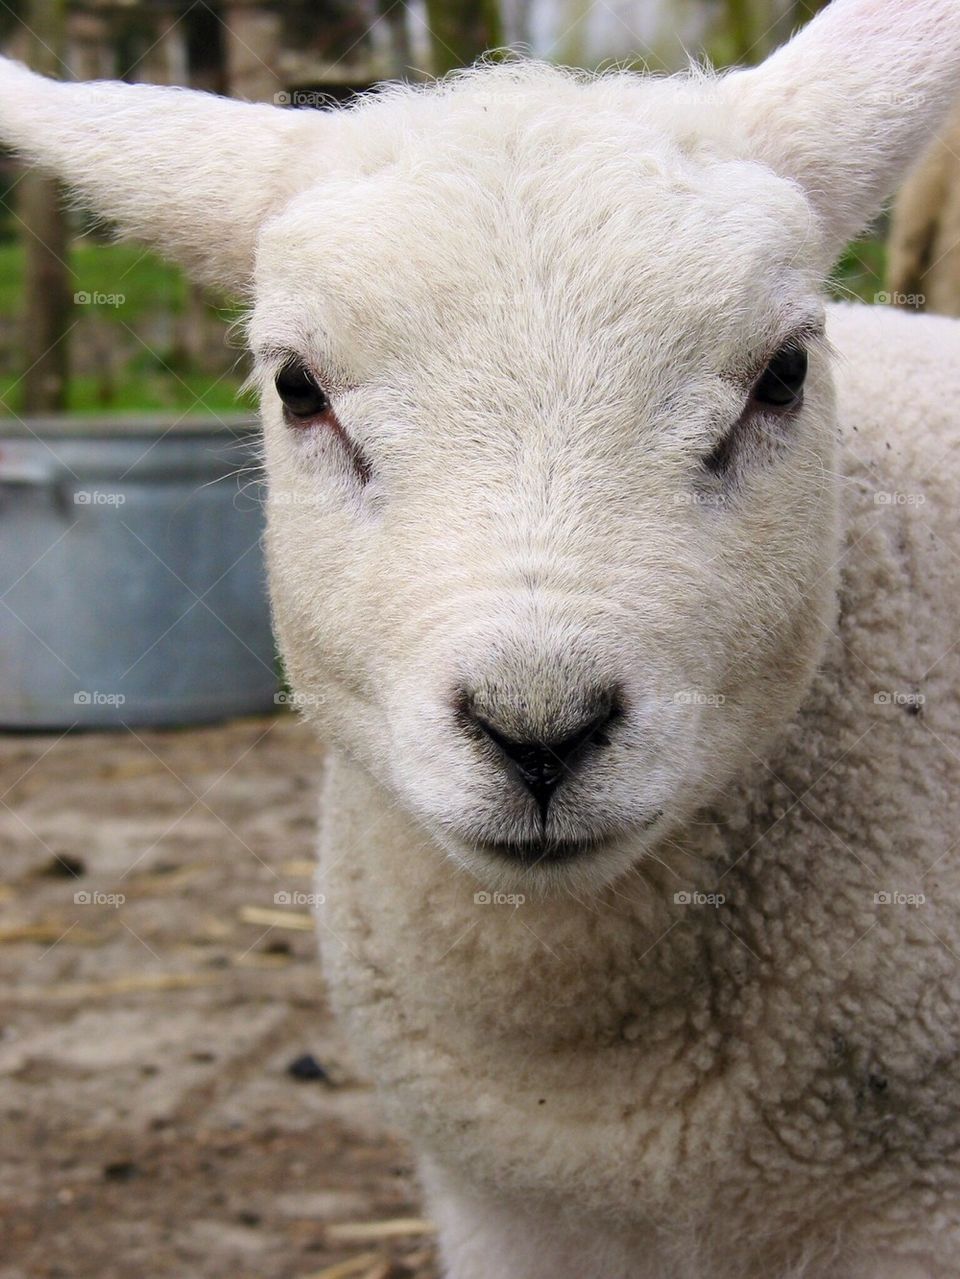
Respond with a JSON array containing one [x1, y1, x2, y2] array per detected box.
[[253, 80, 840, 892]]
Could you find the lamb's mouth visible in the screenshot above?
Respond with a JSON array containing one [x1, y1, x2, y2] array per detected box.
[[473, 835, 611, 865], [472, 811, 663, 867]]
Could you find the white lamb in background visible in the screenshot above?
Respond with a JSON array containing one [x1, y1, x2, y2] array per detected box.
[[4, 1, 960, 1274]]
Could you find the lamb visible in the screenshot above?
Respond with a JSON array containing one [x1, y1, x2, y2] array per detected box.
[[4, 1, 960, 1274]]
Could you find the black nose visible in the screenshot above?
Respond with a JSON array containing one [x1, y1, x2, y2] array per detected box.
[[460, 689, 621, 824]]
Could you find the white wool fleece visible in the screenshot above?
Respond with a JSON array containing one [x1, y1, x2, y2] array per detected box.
[[2, 1, 960, 1274]]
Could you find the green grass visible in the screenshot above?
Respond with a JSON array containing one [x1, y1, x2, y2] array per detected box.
[[0, 238, 187, 316], [0, 370, 249, 415], [829, 233, 888, 305], [0, 237, 247, 415]]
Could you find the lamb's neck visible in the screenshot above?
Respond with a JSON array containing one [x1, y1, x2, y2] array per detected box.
[[317, 743, 810, 1090]]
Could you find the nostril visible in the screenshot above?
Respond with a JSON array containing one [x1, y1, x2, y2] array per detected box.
[[456, 686, 622, 823]]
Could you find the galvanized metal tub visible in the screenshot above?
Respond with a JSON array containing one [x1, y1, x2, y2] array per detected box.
[[0, 415, 278, 728]]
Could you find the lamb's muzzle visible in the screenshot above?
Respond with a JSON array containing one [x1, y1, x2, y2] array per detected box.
[[383, 603, 688, 887], [457, 681, 622, 828]]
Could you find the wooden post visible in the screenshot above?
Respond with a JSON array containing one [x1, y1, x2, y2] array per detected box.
[[723, 0, 762, 65], [20, 0, 70, 414], [720, 0, 830, 67], [424, 0, 504, 75], [222, 0, 283, 103]]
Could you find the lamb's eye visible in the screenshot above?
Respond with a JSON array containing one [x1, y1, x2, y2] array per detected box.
[[751, 344, 808, 410], [275, 360, 330, 421], [701, 340, 810, 478]]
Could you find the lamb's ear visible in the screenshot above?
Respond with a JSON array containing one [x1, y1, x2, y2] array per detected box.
[[725, 0, 960, 261], [0, 57, 341, 292]]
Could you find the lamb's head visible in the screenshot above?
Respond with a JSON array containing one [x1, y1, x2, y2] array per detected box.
[[254, 78, 839, 893], [3, 0, 957, 891]]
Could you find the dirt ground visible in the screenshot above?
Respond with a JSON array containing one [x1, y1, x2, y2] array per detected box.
[[0, 716, 438, 1279]]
